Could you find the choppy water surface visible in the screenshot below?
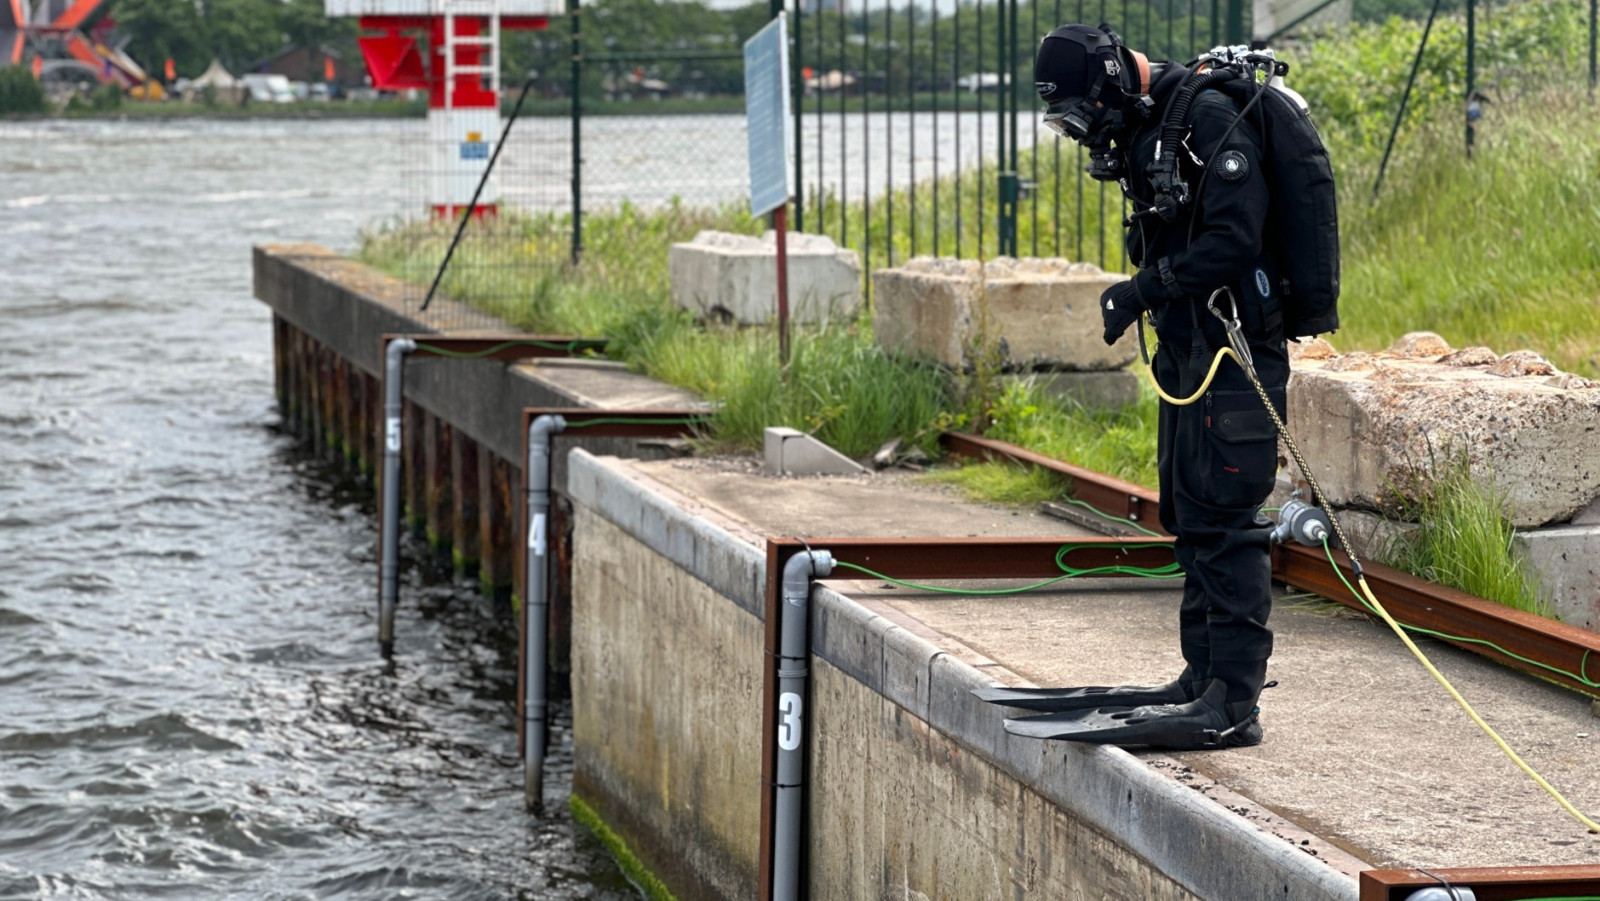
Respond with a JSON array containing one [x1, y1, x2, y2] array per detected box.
[[0, 119, 638, 900]]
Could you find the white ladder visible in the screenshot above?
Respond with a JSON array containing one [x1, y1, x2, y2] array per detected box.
[[440, 0, 501, 112]]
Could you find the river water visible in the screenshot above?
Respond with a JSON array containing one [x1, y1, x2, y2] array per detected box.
[[0, 119, 639, 900]]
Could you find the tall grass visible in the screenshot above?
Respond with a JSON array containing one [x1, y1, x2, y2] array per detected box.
[[1378, 451, 1550, 617], [1332, 96, 1600, 375]]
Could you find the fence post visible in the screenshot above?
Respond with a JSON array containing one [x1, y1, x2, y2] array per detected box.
[[569, 0, 583, 265], [996, 0, 1020, 257], [1465, 0, 1476, 156]]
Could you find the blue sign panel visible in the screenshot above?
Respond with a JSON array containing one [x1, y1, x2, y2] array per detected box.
[[460, 141, 489, 161], [743, 13, 793, 217]]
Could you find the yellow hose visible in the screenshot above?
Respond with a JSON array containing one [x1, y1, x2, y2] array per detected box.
[[1141, 329, 1600, 834], [1139, 344, 1245, 406], [1354, 575, 1600, 833]]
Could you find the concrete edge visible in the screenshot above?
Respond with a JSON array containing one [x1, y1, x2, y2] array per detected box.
[[567, 450, 766, 618], [811, 580, 1360, 901], [566, 448, 1359, 901]]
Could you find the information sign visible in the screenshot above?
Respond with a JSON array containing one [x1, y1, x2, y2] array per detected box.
[[743, 14, 793, 217]]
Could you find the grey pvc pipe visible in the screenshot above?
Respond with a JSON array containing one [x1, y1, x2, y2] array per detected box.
[[378, 337, 416, 659], [772, 548, 834, 901], [523, 414, 567, 811]]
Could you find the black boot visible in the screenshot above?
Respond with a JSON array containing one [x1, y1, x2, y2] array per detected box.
[[1211, 658, 1271, 748]]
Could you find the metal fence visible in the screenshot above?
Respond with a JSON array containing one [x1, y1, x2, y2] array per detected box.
[[560, 0, 1231, 274]]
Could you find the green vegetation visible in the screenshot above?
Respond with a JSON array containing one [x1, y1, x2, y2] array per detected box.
[[569, 795, 680, 901], [1377, 451, 1550, 617], [0, 66, 47, 115]]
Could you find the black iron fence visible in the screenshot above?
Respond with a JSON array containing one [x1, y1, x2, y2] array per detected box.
[[543, 0, 1233, 276]]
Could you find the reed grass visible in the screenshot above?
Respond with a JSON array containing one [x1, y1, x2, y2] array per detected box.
[[1377, 451, 1551, 618]]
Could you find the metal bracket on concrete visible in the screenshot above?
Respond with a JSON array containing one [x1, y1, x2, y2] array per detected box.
[[1359, 864, 1600, 900], [764, 427, 866, 477], [517, 406, 712, 813], [755, 535, 1179, 901], [941, 430, 1600, 701]]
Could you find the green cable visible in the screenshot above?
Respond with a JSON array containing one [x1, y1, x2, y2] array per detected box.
[[832, 542, 1182, 596], [413, 339, 606, 359], [1321, 538, 1599, 689]]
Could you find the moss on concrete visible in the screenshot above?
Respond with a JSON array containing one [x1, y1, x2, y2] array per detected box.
[[569, 794, 679, 901]]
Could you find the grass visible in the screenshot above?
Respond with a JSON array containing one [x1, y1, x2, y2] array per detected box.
[[1331, 96, 1600, 376], [1376, 450, 1551, 618]]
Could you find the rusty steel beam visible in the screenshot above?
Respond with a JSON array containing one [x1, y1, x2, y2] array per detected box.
[[943, 431, 1600, 701], [757, 534, 1179, 901], [942, 431, 1163, 531], [1279, 541, 1600, 698], [1360, 865, 1600, 900], [387, 333, 609, 362]]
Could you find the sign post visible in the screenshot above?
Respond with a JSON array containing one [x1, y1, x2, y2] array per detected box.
[[744, 13, 795, 365]]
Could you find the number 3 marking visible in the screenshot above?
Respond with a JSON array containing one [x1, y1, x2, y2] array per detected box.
[[777, 692, 802, 751]]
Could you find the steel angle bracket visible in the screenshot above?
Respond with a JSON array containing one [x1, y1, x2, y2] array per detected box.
[[756, 535, 1178, 901], [1360, 864, 1600, 900], [384, 333, 609, 362]]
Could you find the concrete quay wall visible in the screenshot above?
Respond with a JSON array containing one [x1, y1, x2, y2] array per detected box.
[[567, 449, 1357, 901], [251, 242, 700, 613]]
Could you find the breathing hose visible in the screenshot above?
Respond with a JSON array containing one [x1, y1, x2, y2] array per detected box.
[[1165, 289, 1600, 835]]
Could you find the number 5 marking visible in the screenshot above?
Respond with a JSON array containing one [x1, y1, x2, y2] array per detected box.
[[777, 692, 802, 751]]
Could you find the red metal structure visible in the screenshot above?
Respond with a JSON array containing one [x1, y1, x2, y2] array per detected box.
[[326, 1, 554, 216]]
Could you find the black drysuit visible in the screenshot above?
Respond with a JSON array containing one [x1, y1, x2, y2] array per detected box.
[[1115, 67, 1290, 717]]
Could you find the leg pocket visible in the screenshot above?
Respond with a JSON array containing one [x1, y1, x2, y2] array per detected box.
[[1200, 389, 1281, 509]]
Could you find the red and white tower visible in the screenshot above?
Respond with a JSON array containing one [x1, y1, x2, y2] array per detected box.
[[327, 0, 555, 217]]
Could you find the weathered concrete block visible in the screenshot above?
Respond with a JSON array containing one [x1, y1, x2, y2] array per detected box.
[[763, 426, 866, 476], [669, 230, 861, 325], [1286, 332, 1600, 527], [873, 256, 1138, 372], [1019, 369, 1142, 409], [1513, 525, 1600, 631]]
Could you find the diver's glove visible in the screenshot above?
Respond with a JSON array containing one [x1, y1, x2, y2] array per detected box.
[[1099, 280, 1146, 346]]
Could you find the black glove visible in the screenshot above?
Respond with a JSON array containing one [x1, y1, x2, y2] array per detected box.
[[1099, 280, 1145, 346]]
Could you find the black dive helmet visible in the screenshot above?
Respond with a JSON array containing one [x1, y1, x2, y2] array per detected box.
[[1035, 24, 1154, 142]]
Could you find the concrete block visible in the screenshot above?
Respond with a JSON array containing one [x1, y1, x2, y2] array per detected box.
[[1018, 369, 1142, 409], [873, 256, 1137, 372], [1287, 332, 1600, 527], [763, 426, 866, 476], [668, 230, 861, 325], [1514, 524, 1600, 631]]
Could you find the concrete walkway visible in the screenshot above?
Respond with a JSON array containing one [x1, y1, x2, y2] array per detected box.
[[633, 457, 1600, 871]]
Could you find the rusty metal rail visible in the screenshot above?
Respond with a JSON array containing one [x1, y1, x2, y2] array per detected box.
[[941, 430, 1600, 700], [1360, 864, 1600, 900], [757, 536, 1178, 901]]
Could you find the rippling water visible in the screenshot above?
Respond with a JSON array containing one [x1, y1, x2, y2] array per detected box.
[[0, 120, 636, 900]]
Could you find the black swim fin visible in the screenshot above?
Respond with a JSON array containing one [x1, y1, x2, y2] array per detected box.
[[972, 680, 1193, 713], [1001, 680, 1261, 750]]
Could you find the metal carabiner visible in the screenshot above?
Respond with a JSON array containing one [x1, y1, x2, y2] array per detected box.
[[1206, 287, 1254, 370]]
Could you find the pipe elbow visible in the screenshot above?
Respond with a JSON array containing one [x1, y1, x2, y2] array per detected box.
[[529, 414, 568, 444], [781, 550, 835, 603], [386, 337, 417, 365]]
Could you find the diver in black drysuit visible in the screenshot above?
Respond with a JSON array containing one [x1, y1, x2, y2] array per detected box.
[[979, 24, 1289, 750]]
